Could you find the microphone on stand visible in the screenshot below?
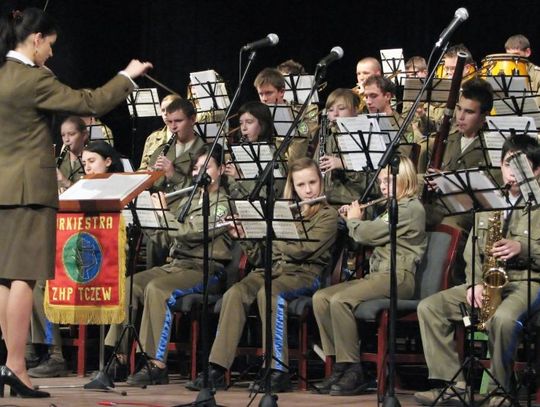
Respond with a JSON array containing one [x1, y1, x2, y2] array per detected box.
[[435, 8, 469, 48], [316, 46, 344, 69], [241, 33, 279, 51]]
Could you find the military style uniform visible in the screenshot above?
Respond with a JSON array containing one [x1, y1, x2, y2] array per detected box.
[[209, 203, 338, 371], [313, 197, 427, 363], [418, 206, 540, 391], [527, 62, 540, 107], [287, 102, 319, 161], [57, 153, 85, 185], [138, 126, 172, 171], [105, 188, 232, 362]]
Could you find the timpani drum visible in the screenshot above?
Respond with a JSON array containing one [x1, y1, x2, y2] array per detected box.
[[480, 53, 529, 78]]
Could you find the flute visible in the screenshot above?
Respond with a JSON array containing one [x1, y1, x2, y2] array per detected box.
[[289, 195, 327, 209], [358, 197, 387, 209]]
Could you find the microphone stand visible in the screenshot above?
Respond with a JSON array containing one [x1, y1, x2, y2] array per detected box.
[[248, 63, 327, 407], [176, 50, 259, 407], [357, 41, 447, 407]]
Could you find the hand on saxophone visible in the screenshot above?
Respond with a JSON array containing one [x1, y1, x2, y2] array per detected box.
[[466, 284, 484, 308], [491, 239, 521, 261], [319, 155, 343, 172]]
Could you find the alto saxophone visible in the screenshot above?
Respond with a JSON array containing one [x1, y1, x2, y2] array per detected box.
[[477, 211, 508, 330]]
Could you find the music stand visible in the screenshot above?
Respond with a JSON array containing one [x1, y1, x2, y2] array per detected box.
[[269, 104, 301, 143], [283, 74, 320, 105], [189, 70, 231, 113], [126, 88, 161, 160], [507, 152, 540, 407], [57, 172, 173, 393], [493, 95, 540, 129], [424, 168, 517, 406]]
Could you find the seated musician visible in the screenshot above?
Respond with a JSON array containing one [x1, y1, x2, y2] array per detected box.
[[505, 34, 540, 101], [104, 143, 232, 386], [317, 88, 367, 206], [28, 141, 124, 378], [186, 158, 338, 393], [354, 57, 382, 112], [253, 67, 318, 160], [139, 94, 181, 171], [414, 135, 540, 407], [56, 116, 89, 192], [312, 156, 426, 396], [82, 116, 115, 145], [225, 101, 281, 198]]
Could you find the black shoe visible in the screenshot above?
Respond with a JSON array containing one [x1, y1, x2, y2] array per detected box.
[[0, 366, 50, 398], [28, 356, 68, 378], [250, 370, 291, 393], [185, 367, 226, 392], [126, 363, 169, 386], [25, 355, 41, 370], [329, 364, 369, 396], [90, 357, 128, 382], [312, 362, 349, 394]]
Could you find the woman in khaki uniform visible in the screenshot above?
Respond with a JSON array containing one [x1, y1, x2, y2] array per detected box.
[[0, 7, 151, 397], [312, 156, 427, 396], [56, 116, 90, 192], [187, 157, 339, 393]]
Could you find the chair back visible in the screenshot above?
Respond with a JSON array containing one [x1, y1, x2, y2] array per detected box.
[[413, 224, 461, 300]]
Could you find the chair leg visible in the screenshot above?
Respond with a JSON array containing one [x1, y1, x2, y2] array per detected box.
[[324, 356, 333, 377], [298, 317, 308, 391], [377, 311, 389, 397], [191, 318, 199, 380]]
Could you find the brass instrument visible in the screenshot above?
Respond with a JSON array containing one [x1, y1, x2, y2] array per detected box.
[[351, 85, 367, 112], [56, 145, 70, 169], [477, 211, 509, 330]]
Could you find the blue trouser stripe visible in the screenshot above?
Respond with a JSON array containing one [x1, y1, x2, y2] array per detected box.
[[45, 319, 53, 345], [503, 289, 540, 366], [273, 278, 321, 371], [155, 274, 221, 362]]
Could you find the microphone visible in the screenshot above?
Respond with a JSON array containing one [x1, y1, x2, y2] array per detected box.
[[316, 46, 344, 68], [435, 8, 469, 48], [241, 33, 279, 52]]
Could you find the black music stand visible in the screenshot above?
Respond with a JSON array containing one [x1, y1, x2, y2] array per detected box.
[[424, 168, 517, 407], [507, 153, 540, 407], [283, 74, 320, 105], [126, 88, 161, 161]]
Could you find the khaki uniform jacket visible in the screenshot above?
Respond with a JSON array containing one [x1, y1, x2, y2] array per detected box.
[[0, 58, 134, 208], [465, 206, 540, 286], [162, 187, 232, 263], [148, 135, 205, 192], [347, 197, 427, 275], [58, 154, 84, 184], [139, 126, 170, 170], [241, 204, 339, 277]]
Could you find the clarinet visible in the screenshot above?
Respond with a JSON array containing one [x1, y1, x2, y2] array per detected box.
[[56, 145, 70, 169], [319, 114, 329, 158], [161, 132, 177, 156]]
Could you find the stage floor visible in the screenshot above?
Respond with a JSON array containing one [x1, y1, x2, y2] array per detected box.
[[17, 374, 424, 407]]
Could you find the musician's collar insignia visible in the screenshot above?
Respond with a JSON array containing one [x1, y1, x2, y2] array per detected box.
[[215, 205, 227, 221], [380, 212, 389, 223]]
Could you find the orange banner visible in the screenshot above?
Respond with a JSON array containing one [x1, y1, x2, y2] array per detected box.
[[45, 213, 126, 324]]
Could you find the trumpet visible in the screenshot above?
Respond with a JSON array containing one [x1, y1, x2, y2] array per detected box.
[[289, 195, 327, 209]]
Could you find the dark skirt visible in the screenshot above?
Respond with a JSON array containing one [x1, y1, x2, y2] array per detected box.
[[0, 205, 57, 281]]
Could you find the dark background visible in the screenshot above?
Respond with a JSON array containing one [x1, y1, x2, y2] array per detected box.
[[3, 0, 540, 167]]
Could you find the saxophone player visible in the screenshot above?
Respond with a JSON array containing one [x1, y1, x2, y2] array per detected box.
[[414, 135, 540, 407]]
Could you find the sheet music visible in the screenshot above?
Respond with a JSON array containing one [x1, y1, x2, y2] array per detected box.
[[126, 88, 160, 117], [508, 152, 540, 207], [121, 158, 134, 172], [484, 76, 531, 98], [270, 104, 296, 137], [122, 191, 162, 228], [284, 74, 319, 104], [426, 170, 508, 214], [88, 125, 108, 142], [380, 48, 405, 85], [230, 144, 282, 178], [189, 70, 230, 111], [368, 113, 398, 143], [335, 117, 387, 171], [485, 116, 537, 166], [60, 173, 151, 201], [402, 78, 452, 103], [493, 97, 540, 128], [195, 122, 226, 146], [233, 200, 299, 239]]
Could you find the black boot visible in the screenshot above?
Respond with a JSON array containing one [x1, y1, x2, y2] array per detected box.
[[329, 363, 369, 396], [185, 364, 226, 392], [312, 362, 349, 394]]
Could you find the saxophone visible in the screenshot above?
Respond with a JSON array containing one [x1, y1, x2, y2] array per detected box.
[[477, 211, 509, 330]]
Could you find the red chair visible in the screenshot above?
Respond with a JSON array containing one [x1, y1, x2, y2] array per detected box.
[[354, 224, 461, 396]]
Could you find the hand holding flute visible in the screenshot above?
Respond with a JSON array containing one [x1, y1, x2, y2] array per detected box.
[[339, 197, 387, 220]]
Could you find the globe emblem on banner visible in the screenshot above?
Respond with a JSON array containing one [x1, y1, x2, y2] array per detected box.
[[63, 232, 103, 284]]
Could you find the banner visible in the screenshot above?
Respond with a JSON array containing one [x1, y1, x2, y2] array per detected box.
[[45, 213, 126, 324]]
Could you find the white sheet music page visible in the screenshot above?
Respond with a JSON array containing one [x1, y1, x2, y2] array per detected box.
[[270, 104, 296, 137], [122, 190, 162, 228], [485, 116, 537, 166], [60, 173, 151, 201], [127, 88, 160, 117], [493, 97, 540, 127], [231, 144, 282, 179], [335, 117, 386, 171], [508, 152, 540, 206], [380, 48, 405, 85], [284, 75, 319, 104], [272, 201, 299, 239], [189, 70, 230, 111], [234, 200, 266, 239]]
